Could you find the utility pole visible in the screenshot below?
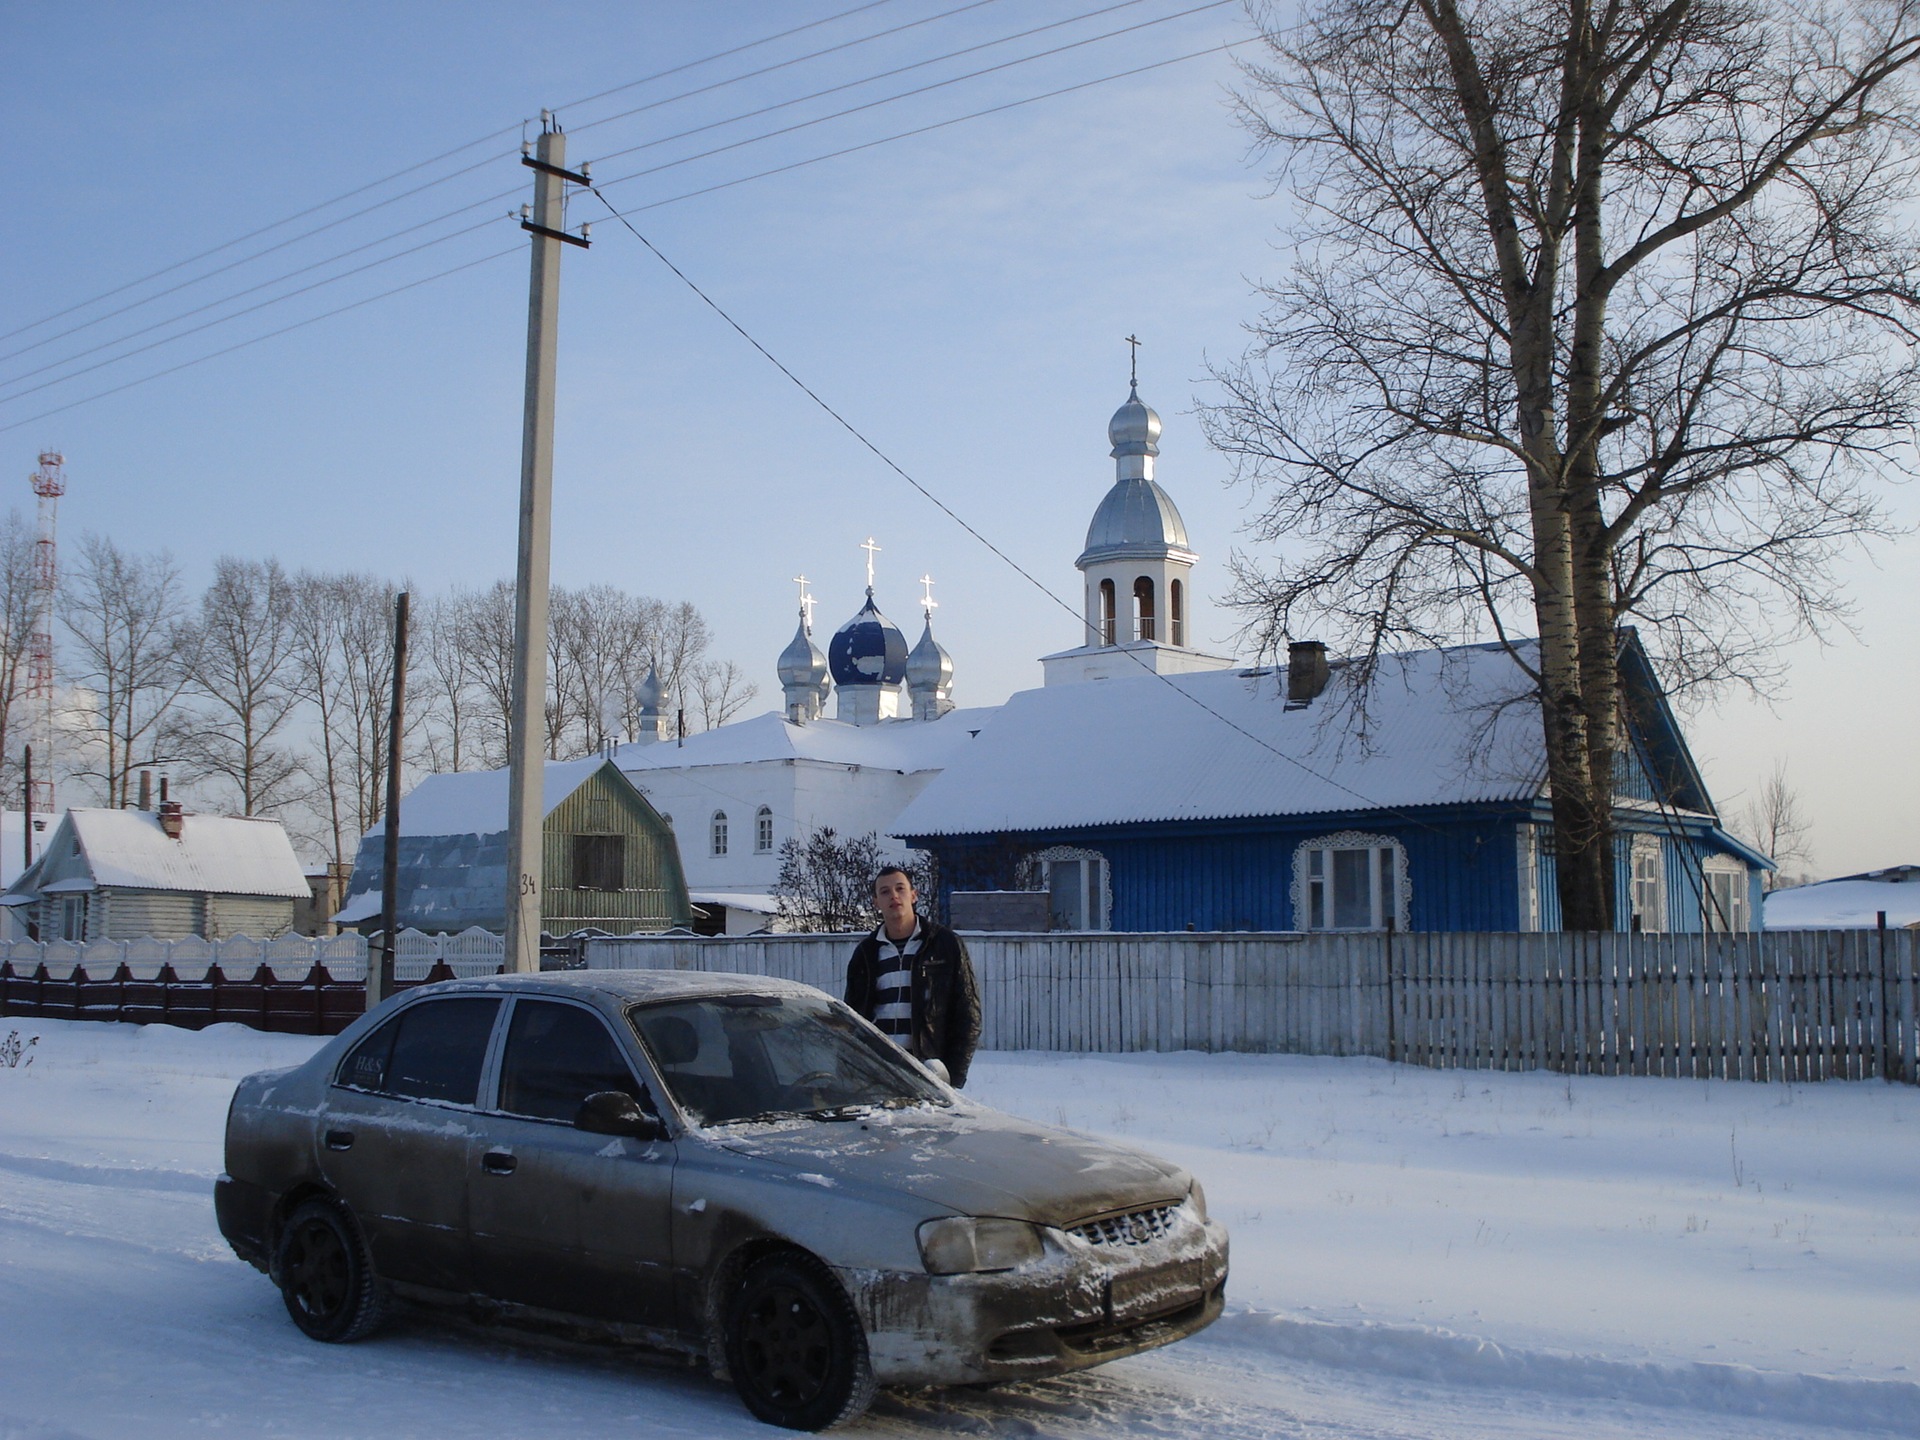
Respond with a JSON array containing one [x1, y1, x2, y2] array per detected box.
[[370, 590, 409, 1011], [504, 115, 590, 973]]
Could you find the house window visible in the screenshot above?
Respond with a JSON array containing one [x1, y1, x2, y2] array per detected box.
[[1132, 577, 1156, 641], [58, 895, 87, 942], [1098, 579, 1116, 646], [1032, 847, 1110, 931], [711, 811, 729, 857], [1702, 858, 1750, 933], [1294, 833, 1408, 931], [1630, 835, 1665, 932], [1169, 578, 1184, 646], [755, 806, 774, 854], [572, 834, 624, 892]]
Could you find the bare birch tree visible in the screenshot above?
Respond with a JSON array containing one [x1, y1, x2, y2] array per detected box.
[[1207, 0, 1920, 928], [61, 535, 189, 806], [170, 557, 304, 815], [1741, 761, 1814, 889]]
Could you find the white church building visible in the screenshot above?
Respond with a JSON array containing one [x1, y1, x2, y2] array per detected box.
[[614, 376, 1221, 933]]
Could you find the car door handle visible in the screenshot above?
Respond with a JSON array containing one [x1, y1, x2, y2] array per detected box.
[[324, 1129, 354, 1151], [482, 1150, 517, 1176]]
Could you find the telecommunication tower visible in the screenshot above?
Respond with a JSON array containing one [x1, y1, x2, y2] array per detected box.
[[25, 450, 64, 815]]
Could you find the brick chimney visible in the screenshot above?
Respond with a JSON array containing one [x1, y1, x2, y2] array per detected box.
[[158, 799, 184, 841], [1287, 640, 1330, 704]]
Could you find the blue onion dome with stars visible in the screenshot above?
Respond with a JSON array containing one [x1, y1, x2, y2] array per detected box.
[[828, 590, 910, 687]]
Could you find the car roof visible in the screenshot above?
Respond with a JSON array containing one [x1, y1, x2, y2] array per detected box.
[[403, 969, 828, 1006]]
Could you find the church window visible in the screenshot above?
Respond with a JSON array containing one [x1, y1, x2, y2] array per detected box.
[[1031, 847, 1110, 931], [1132, 577, 1156, 642], [755, 806, 774, 853], [1098, 579, 1116, 646], [1293, 833, 1407, 931], [1169, 579, 1184, 646], [1702, 857, 1750, 933], [710, 811, 729, 857], [1630, 835, 1665, 932]]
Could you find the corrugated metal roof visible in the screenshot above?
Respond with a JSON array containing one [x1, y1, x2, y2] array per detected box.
[[614, 706, 997, 777], [892, 642, 1548, 838], [64, 809, 308, 897]]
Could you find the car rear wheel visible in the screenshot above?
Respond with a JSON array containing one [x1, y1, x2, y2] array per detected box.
[[275, 1199, 387, 1343], [723, 1251, 875, 1431]]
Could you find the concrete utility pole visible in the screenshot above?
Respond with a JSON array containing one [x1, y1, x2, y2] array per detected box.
[[504, 117, 590, 973], [369, 590, 409, 1011]]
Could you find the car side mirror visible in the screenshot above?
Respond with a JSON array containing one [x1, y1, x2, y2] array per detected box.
[[576, 1089, 667, 1140], [921, 1057, 951, 1086]]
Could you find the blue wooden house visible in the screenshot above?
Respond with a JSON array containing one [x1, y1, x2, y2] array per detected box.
[[892, 634, 1766, 934]]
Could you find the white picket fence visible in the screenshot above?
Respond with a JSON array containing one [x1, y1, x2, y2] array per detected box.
[[582, 929, 1920, 1082], [0, 927, 509, 983]]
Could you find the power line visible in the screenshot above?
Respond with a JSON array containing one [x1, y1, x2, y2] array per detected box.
[[0, 0, 907, 348], [3, 2, 1212, 402], [0, 245, 521, 437]]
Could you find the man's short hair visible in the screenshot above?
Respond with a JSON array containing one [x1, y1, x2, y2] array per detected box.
[[873, 865, 913, 891]]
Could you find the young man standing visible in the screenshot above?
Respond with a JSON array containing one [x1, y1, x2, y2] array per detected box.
[[844, 866, 981, 1088]]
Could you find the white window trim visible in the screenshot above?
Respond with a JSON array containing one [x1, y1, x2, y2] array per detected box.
[[1701, 856, 1750, 933], [754, 807, 774, 854], [1290, 831, 1410, 932], [1031, 845, 1111, 932], [1516, 825, 1541, 933], [710, 811, 729, 858], [1630, 834, 1666, 933]]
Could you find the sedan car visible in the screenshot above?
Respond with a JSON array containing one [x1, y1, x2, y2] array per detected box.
[[215, 970, 1228, 1430]]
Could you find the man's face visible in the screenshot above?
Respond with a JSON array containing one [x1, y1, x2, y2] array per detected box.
[[874, 872, 916, 932]]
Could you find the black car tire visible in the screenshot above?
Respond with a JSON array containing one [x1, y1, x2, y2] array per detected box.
[[723, 1251, 876, 1431], [275, 1199, 388, 1343]]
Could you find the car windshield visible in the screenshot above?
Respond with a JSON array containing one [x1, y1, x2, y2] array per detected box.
[[628, 992, 946, 1127]]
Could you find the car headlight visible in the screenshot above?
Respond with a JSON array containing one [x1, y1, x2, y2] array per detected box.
[[1186, 1180, 1208, 1223], [917, 1216, 1044, 1275]]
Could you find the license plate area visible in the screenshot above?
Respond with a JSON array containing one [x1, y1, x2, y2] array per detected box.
[[1108, 1258, 1202, 1321]]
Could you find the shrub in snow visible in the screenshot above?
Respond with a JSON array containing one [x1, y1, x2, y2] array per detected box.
[[0, 1030, 35, 1068]]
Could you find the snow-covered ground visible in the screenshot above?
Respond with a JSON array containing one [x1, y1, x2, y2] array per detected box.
[[1, 1019, 1915, 1439]]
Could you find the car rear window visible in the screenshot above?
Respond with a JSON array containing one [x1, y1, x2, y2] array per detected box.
[[338, 997, 501, 1106], [629, 992, 943, 1126]]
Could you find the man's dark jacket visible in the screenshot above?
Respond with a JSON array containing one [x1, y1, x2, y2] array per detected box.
[[844, 920, 982, 1088]]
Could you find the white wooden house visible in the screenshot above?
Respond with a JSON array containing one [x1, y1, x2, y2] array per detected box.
[[0, 804, 309, 941]]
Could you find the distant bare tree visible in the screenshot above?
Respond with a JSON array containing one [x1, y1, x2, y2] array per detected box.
[[413, 591, 478, 773], [61, 534, 189, 806], [0, 511, 39, 802], [1741, 761, 1814, 890], [770, 828, 936, 934], [170, 557, 304, 815], [690, 657, 758, 731]]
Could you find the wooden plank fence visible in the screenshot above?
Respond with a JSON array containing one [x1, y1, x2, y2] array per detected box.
[[4, 927, 1913, 1081], [583, 928, 1920, 1084]]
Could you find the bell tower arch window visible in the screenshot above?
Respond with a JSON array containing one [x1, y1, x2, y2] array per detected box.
[[1169, 579, 1184, 646], [1098, 578, 1116, 647], [1132, 577, 1156, 642]]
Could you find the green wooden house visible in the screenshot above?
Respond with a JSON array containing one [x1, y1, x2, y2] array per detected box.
[[335, 757, 691, 936]]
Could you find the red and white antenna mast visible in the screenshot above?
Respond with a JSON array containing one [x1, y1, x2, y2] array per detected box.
[[25, 450, 64, 816]]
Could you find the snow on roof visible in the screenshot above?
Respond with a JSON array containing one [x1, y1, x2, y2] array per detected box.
[[1763, 866, 1920, 929], [614, 706, 999, 778], [390, 757, 609, 838], [893, 643, 1547, 837], [690, 890, 778, 914], [62, 809, 308, 898]]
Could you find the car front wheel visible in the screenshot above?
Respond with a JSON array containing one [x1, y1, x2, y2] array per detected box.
[[723, 1251, 876, 1431], [275, 1199, 388, 1343]]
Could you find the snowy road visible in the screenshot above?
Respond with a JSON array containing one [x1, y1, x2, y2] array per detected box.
[[2, 1020, 1915, 1439]]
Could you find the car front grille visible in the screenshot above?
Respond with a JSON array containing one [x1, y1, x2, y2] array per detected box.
[[1069, 1202, 1181, 1248]]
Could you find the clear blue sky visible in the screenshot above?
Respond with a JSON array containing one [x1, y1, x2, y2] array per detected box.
[[6, 1, 1914, 878]]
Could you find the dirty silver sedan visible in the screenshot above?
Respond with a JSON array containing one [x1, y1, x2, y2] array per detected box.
[[215, 971, 1228, 1430]]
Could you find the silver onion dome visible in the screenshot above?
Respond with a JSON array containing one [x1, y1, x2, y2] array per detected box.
[[776, 616, 829, 689], [1107, 382, 1162, 458], [633, 663, 663, 712], [906, 618, 953, 693], [1082, 476, 1191, 558]]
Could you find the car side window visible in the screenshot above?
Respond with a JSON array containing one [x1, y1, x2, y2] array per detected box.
[[498, 999, 643, 1123], [338, 997, 501, 1106]]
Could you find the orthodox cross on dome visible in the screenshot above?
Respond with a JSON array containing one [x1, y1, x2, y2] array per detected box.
[[792, 574, 816, 633], [1125, 333, 1141, 388], [919, 573, 938, 620], [860, 536, 881, 592]]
